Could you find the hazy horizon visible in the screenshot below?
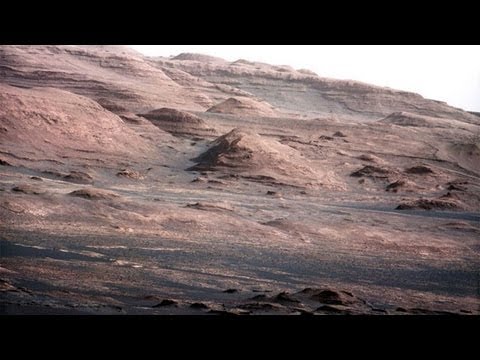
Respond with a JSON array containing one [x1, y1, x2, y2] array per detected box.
[[130, 45, 480, 113]]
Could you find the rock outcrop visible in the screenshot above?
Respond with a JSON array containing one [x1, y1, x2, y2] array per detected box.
[[206, 97, 278, 117], [140, 108, 217, 137], [189, 128, 342, 188]]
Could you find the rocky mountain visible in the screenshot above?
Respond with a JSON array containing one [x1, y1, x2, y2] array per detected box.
[[0, 45, 478, 315], [2, 46, 478, 123], [152, 52, 480, 123]]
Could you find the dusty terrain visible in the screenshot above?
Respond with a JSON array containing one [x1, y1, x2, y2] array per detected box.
[[1, 46, 479, 315]]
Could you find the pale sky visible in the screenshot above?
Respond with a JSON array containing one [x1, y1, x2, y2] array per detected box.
[[130, 45, 480, 112]]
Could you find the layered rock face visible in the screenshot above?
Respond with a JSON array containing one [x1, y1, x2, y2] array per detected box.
[[0, 45, 212, 112], [152, 53, 480, 123], [2, 46, 477, 123]]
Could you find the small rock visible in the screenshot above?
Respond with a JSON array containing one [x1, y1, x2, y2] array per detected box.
[[319, 135, 334, 141], [396, 199, 461, 210], [351, 165, 391, 178], [405, 165, 434, 175], [153, 299, 178, 307], [63, 171, 94, 184], [447, 184, 466, 191], [192, 177, 207, 183], [12, 184, 44, 195], [311, 289, 344, 305], [274, 292, 301, 304], [69, 188, 119, 201], [190, 302, 209, 309], [223, 289, 238, 294], [117, 169, 143, 180], [299, 288, 356, 305], [386, 180, 406, 192], [358, 154, 378, 162]]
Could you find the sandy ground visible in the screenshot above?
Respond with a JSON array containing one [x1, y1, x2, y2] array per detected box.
[[1, 145, 478, 314]]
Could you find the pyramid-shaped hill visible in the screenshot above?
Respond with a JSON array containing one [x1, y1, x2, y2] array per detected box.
[[188, 128, 344, 189], [206, 97, 279, 117], [140, 108, 217, 137]]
